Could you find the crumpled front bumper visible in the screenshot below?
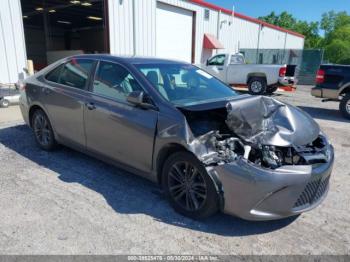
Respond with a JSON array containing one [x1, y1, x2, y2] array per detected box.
[[207, 145, 334, 221]]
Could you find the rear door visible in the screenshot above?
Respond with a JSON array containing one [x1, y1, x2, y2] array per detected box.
[[84, 61, 158, 173], [42, 58, 95, 147]]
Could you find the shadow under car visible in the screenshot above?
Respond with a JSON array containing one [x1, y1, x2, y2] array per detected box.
[[0, 124, 298, 236]]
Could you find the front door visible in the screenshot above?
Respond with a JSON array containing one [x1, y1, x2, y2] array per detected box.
[[205, 54, 227, 81], [84, 61, 158, 173]]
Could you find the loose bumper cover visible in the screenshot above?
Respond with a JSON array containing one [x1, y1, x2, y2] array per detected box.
[[208, 144, 334, 220]]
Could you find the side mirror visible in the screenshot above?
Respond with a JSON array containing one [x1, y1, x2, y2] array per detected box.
[[127, 91, 157, 110], [206, 59, 209, 66]]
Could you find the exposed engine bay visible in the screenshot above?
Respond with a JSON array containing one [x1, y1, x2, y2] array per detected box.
[[180, 95, 330, 169]]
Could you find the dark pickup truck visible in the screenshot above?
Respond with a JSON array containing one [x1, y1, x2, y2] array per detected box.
[[311, 64, 350, 119]]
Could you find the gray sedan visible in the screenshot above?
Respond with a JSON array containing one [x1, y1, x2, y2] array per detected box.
[[19, 55, 334, 221]]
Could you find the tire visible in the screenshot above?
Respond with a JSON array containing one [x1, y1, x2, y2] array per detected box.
[[340, 93, 350, 120], [31, 109, 57, 151], [0, 99, 10, 108], [248, 77, 267, 95], [266, 85, 279, 94], [162, 151, 219, 219]]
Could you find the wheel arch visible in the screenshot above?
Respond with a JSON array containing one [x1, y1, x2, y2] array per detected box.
[[339, 84, 350, 96], [156, 143, 189, 185], [28, 104, 49, 128], [247, 73, 267, 83]]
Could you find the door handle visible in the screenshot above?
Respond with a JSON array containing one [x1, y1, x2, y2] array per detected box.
[[85, 102, 96, 110], [218, 67, 224, 71]]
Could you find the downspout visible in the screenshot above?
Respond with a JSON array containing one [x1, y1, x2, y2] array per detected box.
[[231, 5, 235, 53], [216, 10, 221, 54], [132, 0, 137, 56], [283, 32, 287, 64], [256, 23, 262, 64]]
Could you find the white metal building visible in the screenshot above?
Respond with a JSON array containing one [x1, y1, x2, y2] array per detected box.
[[0, 0, 305, 85]]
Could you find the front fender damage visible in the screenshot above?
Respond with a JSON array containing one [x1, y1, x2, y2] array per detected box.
[[180, 95, 330, 216]]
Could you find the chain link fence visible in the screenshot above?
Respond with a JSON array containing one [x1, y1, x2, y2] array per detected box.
[[239, 49, 324, 85]]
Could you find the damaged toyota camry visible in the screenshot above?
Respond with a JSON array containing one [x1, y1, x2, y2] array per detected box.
[[19, 55, 334, 221]]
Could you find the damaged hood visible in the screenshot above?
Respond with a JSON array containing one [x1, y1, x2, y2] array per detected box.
[[226, 95, 320, 146]]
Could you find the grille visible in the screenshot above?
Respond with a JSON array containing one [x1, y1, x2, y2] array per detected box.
[[294, 176, 330, 208]]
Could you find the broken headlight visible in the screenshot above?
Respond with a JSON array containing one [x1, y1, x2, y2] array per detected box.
[[261, 145, 283, 169]]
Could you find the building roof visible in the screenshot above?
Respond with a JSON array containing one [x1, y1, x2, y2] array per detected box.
[[189, 0, 305, 38]]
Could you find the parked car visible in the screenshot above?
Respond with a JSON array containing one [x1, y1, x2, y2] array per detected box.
[[20, 55, 334, 221], [202, 53, 296, 95], [311, 64, 350, 119], [0, 85, 20, 108]]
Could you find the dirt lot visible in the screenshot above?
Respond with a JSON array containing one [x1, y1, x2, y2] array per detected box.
[[0, 86, 349, 255]]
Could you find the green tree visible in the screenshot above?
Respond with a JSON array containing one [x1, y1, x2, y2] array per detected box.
[[259, 12, 322, 49], [321, 11, 350, 37], [259, 11, 350, 64], [321, 12, 350, 64], [324, 39, 350, 64]]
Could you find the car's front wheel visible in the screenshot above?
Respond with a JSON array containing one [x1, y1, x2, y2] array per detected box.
[[340, 93, 350, 120], [162, 151, 219, 219], [32, 109, 57, 150]]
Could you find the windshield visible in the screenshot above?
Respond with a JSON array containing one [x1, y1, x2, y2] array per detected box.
[[135, 63, 238, 106]]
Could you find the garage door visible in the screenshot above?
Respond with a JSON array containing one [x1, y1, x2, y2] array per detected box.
[[156, 3, 193, 63]]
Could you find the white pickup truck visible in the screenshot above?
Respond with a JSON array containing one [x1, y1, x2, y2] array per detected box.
[[202, 53, 295, 95]]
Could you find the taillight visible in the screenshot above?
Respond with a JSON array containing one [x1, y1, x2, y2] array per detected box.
[[316, 69, 325, 84], [279, 67, 287, 77]]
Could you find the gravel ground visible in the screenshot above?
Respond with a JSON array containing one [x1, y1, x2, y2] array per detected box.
[[0, 105, 22, 124], [0, 85, 349, 255]]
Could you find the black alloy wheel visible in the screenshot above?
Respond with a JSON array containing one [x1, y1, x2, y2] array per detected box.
[[162, 152, 219, 219], [32, 110, 57, 150], [168, 161, 207, 212]]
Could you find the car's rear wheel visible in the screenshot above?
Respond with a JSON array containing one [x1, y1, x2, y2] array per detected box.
[[0, 99, 10, 108], [248, 77, 267, 95], [340, 93, 350, 120], [32, 109, 57, 150], [162, 151, 219, 219]]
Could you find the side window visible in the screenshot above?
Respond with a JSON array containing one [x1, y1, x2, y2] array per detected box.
[[45, 64, 64, 83], [230, 55, 244, 64], [208, 55, 226, 66], [93, 61, 142, 102], [58, 59, 94, 89]]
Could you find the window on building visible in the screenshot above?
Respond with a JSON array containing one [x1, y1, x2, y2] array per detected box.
[[93, 61, 142, 102], [204, 9, 210, 20]]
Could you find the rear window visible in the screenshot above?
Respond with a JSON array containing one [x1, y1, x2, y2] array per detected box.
[[59, 59, 95, 89], [45, 64, 64, 83], [45, 59, 95, 89]]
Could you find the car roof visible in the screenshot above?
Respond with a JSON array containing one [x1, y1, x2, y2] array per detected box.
[[69, 54, 188, 65]]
